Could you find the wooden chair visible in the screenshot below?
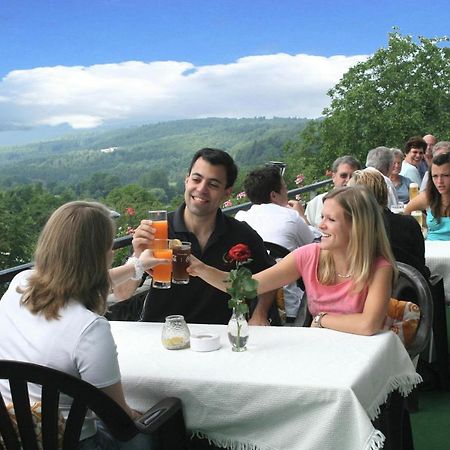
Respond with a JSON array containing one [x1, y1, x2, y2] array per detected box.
[[0, 360, 187, 450]]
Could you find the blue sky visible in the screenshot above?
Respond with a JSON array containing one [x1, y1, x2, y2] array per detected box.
[[1, 0, 449, 144]]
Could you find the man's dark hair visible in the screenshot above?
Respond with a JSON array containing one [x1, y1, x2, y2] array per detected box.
[[244, 166, 283, 204], [404, 136, 427, 154], [188, 148, 238, 188]]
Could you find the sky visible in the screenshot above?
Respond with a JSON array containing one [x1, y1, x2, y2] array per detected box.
[[0, 0, 449, 144]]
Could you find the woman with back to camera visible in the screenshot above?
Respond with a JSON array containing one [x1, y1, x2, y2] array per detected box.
[[0, 201, 169, 449], [405, 152, 450, 241], [349, 168, 430, 280], [188, 186, 396, 336]]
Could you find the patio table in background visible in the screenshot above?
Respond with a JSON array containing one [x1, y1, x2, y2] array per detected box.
[[111, 322, 420, 450]]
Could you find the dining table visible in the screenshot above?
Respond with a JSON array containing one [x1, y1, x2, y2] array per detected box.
[[425, 240, 450, 302], [110, 321, 420, 450]]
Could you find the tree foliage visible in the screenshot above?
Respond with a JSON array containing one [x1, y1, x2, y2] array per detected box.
[[320, 30, 450, 168]]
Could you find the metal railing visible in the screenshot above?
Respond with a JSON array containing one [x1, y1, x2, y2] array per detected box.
[[0, 179, 332, 285]]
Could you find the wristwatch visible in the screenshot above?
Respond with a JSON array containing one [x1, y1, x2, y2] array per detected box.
[[313, 312, 327, 328]]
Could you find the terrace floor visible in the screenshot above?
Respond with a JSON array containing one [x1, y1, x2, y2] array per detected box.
[[411, 306, 450, 450]]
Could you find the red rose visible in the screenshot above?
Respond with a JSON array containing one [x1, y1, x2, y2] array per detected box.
[[227, 244, 251, 263]]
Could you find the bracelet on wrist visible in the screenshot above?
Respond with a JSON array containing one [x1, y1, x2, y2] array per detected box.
[[313, 312, 328, 328], [126, 256, 144, 281]]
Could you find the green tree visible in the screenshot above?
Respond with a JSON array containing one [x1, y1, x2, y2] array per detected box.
[[320, 30, 450, 166]]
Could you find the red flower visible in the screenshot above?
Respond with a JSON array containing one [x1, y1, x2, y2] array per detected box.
[[126, 207, 136, 216], [227, 244, 252, 263]]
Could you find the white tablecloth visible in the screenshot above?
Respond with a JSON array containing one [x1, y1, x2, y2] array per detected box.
[[111, 322, 421, 450], [425, 240, 450, 302]]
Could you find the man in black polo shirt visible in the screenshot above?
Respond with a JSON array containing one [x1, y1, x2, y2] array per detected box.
[[114, 148, 277, 325]]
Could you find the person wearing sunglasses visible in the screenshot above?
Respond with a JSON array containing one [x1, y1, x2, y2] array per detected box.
[[305, 155, 361, 228]]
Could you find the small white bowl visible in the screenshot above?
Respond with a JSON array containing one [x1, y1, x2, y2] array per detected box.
[[190, 333, 221, 352]]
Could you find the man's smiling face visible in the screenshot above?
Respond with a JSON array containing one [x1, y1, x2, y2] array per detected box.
[[184, 157, 233, 218]]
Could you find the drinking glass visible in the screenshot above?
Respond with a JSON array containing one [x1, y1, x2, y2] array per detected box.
[[390, 202, 405, 214], [172, 241, 191, 284], [411, 210, 424, 228], [148, 210, 168, 240], [151, 239, 173, 289], [409, 183, 419, 200]]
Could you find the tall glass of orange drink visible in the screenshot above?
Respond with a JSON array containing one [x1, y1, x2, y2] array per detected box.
[[148, 210, 168, 240], [151, 239, 172, 289]]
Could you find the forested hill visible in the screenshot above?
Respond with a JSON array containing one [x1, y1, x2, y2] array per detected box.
[[0, 117, 309, 190]]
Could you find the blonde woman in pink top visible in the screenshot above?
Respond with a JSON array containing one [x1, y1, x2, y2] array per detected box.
[[188, 186, 397, 336]]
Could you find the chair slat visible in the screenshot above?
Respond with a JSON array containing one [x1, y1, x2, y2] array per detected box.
[[62, 398, 87, 449], [41, 384, 61, 450], [0, 394, 21, 450], [9, 379, 39, 450]]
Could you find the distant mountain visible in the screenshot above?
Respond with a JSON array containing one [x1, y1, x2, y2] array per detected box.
[[0, 117, 309, 189]]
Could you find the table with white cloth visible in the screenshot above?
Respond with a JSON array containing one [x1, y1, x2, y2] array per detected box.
[[425, 240, 450, 302], [111, 322, 420, 450]]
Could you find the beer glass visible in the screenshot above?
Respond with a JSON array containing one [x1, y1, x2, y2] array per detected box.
[[172, 241, 191, 284], [411, 210, 423, 228], [148, 210, 168, 240], [151, 239, 172, 289], [409, 183, 419, 200]]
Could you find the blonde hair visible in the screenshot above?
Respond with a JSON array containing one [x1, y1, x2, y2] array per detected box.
[[20, 201, 115, 319], [348, 168, 388, 208], [319, 186, 396, 292]]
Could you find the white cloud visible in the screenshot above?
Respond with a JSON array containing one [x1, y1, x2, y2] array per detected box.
[[0, 53, 368, 131]]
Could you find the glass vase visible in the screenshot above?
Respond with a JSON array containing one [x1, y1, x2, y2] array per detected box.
[[227, 307, 249, 352]]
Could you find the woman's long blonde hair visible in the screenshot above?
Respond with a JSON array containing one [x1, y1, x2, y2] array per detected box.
[[20, 201, 115, 319], [318, 186, 396, 291]]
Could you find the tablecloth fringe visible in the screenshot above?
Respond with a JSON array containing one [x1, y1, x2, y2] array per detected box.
[[191, 431, 265, 450], [366, 373, 423, 420], [366, 429, 385, 450]]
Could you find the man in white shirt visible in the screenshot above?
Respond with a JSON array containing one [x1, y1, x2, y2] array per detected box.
[[305, 155, 361, 228], [365, 146, 399, 208], [235, 166, 315, 322]]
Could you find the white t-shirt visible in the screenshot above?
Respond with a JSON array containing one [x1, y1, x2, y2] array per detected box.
[[0, 270, 121, 441], [235, 203, 314, 317], [305, 193, 327, 228], [400, 160, 422, 186]]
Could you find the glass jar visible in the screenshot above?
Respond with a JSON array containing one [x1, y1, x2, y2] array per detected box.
[[161, 315, 190, 350]]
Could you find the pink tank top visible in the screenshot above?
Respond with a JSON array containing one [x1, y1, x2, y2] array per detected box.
[[293, 243, 391, 316]]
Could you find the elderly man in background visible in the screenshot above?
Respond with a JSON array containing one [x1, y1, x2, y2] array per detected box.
[[420, 141, 450, 192], [365, 146, 399, 207], [235, 166, 315, 323], [305, 155, 361, 228], [419, 134, 438, 178]]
